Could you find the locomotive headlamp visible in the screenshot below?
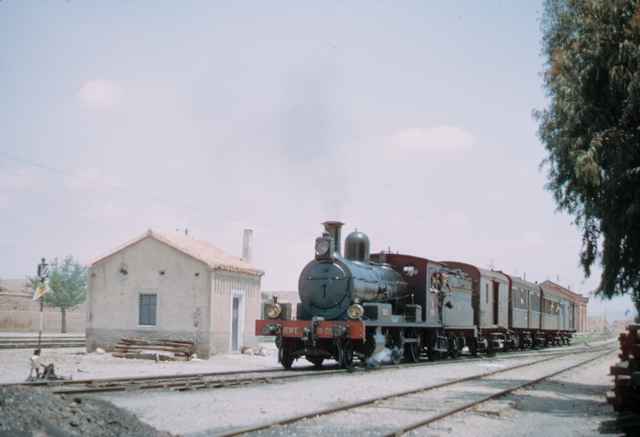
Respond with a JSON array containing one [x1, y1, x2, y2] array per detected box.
[[315, 239, 331, 257], [266, 303, 282, 319], [347, 303, 365, 320]]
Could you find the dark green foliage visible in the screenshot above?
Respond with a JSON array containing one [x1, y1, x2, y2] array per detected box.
[[537, 1, 640, 304]]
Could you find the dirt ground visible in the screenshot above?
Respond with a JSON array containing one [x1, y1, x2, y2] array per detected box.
[[0, 343, 284, 384]]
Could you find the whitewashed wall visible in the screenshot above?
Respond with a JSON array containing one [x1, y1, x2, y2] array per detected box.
[[210, 270, 261, 354], [87, 237, 212, 356]]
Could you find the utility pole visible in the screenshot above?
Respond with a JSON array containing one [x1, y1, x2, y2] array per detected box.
[[34, 258, 49, 349]]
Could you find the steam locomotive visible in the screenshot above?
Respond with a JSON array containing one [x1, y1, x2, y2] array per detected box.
[[255, 221, 577, 369]]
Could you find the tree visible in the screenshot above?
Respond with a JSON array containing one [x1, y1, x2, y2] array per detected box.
[[30, 256, 88, 333], [537, 0, 640, 311]]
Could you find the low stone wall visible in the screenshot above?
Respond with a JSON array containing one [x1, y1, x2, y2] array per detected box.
[[0, 293, 86, 333], [0, 310, 85, 333], [86, 328, 211, 358]]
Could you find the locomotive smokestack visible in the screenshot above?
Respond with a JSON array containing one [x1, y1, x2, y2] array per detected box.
[[322, 221, 344, 256], [242, 229, 253, 263]]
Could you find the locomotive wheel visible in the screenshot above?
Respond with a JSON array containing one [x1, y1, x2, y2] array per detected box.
[[404, 329, 420, 363], [426, 335, 439, 361], [391, 348, 402, 365], [512, 335, 520, 350], [279, 346, 294, 370], [362, 334, 376, 359], [502, 336, 511, 352], [405, 342, 420, 363], [448, 336, 460, 359], [338, 341, 354, 369], [468, 337, 478, 356], [307, 357, 324, 368]]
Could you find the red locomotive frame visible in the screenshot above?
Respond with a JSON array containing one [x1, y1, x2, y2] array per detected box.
[[256, 319, 366, 341]]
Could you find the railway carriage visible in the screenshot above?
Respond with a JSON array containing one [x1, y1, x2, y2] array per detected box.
[[439, 262, 510, 351], [504, 275, 541, 349], [539, 286, 575, 345]]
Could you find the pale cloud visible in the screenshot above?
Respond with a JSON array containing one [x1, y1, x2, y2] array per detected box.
[[78, 79, 122, 110], [80, 201, 129, 222], [0, 193, 8, 209], [0, 166, 48, 192], [389, 125, 474, 152], [444, 211, 471, 228], [522, 231, 544, 247], [64, 167, 122, 193]]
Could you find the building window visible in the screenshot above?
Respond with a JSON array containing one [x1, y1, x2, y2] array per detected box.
[[139, 293, 157, 326]]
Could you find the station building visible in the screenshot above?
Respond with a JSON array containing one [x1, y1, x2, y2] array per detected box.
[[86, 229, 263, 358]]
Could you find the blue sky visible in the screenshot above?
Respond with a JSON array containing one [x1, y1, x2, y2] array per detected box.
[[0, 1, 633, 321]]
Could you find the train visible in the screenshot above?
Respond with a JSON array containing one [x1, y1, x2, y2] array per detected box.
[[255, 221, 578, 369]]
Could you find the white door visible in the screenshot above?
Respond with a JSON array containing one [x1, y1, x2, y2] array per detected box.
[[230, 290, 245, 352]]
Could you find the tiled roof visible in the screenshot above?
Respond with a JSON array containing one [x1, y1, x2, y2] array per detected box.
[[91, 230, 263, 277]]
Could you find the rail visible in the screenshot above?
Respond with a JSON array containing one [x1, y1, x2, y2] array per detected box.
[[218, 345, 615, 437]]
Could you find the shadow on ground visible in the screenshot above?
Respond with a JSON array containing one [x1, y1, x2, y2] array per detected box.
[[598, 412, 640, 436], [439, 378, 610, 418], [445, 376, 640, 436]]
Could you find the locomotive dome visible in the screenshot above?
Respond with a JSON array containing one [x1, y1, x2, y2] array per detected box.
[[298, 221, 408, 321], [345, 230, 370, 262]]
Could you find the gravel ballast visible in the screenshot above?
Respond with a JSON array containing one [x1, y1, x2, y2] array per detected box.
[[0, 386, 173, 437]]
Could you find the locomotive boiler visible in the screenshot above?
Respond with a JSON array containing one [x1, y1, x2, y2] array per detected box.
[[297, 221, 410, 321]]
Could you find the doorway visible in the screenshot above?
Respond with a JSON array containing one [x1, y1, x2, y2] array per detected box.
[[493, 282, 500, 325], [230, 290, 245, 352]]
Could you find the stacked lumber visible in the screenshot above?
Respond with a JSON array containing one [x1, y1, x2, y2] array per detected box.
[[112, 337, 195, 362], [607, 324, 640, 412]]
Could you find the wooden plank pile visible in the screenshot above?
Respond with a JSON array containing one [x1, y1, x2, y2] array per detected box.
[[607, 324, 640, 412], [112, 337, 195, 362]]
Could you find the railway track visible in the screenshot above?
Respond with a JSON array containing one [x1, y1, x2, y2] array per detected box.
[[218, 345, 615, 437], [8, 341, 614, 396]]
